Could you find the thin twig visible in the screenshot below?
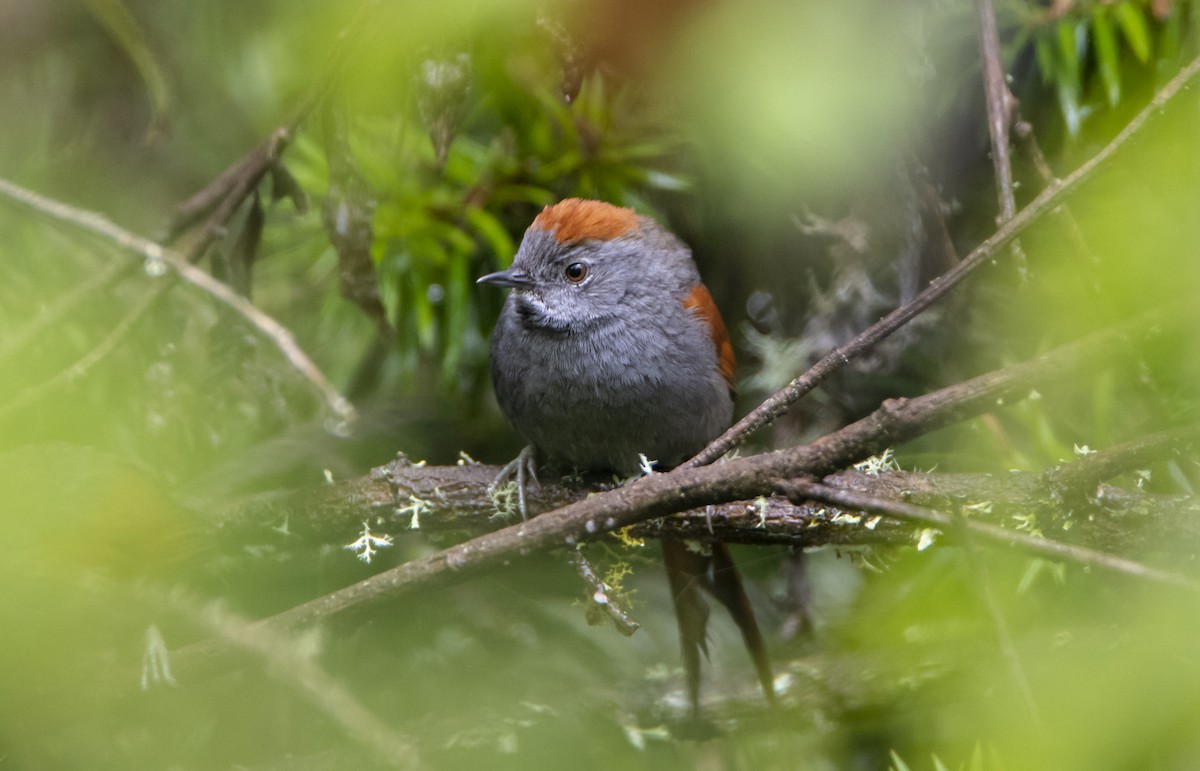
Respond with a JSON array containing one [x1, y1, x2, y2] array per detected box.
[[0, 126, 285, 418], [684, 53, 1200, 469], [0, 176, 356, 423], [1045, 424, 1200, 502], [174, 127, 293, 259], [568, 550, 641, 636], [944, 511, 1042, 726], [975, 0, 1018, 224], [0, 281, 169, 422], [0, 0, 380, 423], [0, 258, 135, 367], [139, 586, 420, 769], [168, 0, 374, 240], [974, 0, 1028, 274], [778, 479, 1199, 592], [1012, 114, 1097, 262]]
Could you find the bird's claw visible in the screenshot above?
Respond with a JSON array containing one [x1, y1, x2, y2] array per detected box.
[[491, 444, 539, 519]]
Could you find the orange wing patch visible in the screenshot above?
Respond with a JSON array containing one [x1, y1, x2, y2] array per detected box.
[[531, 199, 639, 244], [683, 283, 736, 393]]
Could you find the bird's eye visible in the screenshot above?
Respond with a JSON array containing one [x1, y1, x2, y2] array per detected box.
[[564, 262, 588, 283]]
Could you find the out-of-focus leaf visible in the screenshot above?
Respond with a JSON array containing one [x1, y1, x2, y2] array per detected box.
[[1092, 8, 1122, 106], [1055, 20, 1085, 134], [490, 184, 556, 208], [412, 273, 436, 350], [1115, 1, 1152, 63], [268, 160, 310, 213], [416, 53, 472, 169], [637, 169, 691, 192], [1034, 30, 1058, 85], [536, 12, 585, 104], [441, 251, 469, 382], [227, 190, 263, 297], [82, 0, 171, 139], [428, 219, 475, 258], [539, 150, 583, 181], [322, 107, 388, 334], [463, 207, 515, 266], [1159, 6, 1184, 67], [967, 744, 986, 771]]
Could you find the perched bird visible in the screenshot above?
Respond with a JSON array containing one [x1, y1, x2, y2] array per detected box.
[[478, 198, 773, 713]]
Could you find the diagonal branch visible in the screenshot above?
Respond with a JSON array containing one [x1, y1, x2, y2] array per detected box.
[[170, 310, 1184, 678], [778, 479, 1196, 591], [684, 53, 1200, 468], [135, 585, 420, 769], [0, 282, 167, 423], [0, 176, 356, 423], [0, 258, 134, 368], [1045, 424, 1200, 503], [975, 0, 1019, 225]]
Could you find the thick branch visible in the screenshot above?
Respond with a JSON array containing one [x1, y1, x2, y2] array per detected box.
[[219, 460, 1197, 557], [180, 311, 1179, 657]]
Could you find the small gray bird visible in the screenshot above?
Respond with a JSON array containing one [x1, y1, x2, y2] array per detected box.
[[478, 198, 773, 715]]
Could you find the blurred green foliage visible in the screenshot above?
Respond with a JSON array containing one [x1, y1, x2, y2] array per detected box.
[[294, 52, 690, 387], [1014, 0, 1196, 138]]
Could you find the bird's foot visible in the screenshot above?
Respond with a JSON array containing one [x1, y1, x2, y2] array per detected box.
[[490, 444, 540, 520]]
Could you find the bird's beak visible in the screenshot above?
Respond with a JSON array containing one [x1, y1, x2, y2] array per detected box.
[[476, 268, 533, 288]]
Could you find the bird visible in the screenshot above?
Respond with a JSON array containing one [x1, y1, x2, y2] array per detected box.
[[477, 198, 774, 715]]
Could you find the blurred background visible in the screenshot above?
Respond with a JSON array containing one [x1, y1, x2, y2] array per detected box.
[[1, 0, 1199, 768]]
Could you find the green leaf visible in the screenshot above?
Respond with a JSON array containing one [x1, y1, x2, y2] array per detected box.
[[497, 184, 557, 208], [429, 219, 475, 256], [412, 275, 436, 351], [441, 251, 469, 382], [1115, 1, 1152, 64], [1092, 8, 1122, 106], [1159, 6, 1184, 67], [1056, 19, 1082, 85], [1055, 20, 1084, 135], [968, 743, 986, 771], [463, 207, 515, 267], [1034, 30, 1057, 85], [889, 750, 914, 771], [82, 0, 171, 137]]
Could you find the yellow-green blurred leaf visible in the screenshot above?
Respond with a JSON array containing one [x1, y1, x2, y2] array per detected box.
[[1115, 1, 1153, 63], [1092, 8, 1122, 106], [82, 0, 171, 138]]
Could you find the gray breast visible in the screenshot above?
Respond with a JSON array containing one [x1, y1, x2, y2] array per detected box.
[[491, 299, 731, 474]]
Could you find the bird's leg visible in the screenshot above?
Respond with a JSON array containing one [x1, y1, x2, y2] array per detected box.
[[490, 444, 540, 519]]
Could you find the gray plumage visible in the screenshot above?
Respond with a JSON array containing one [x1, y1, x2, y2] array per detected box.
[[484, 214, 731, 474]]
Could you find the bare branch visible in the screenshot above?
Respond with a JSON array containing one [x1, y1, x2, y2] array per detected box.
[[974, 0, 1018, 224], [569, 550, 641, 636], [0, 259, 134, 367], [0, 176, 356, 423], [139, 586, 420, 768], [171, 311, 1182, 676], [1045, 424, 1200, 504], [778, 479, 1198, 592], [0, 281, 166, 422]]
